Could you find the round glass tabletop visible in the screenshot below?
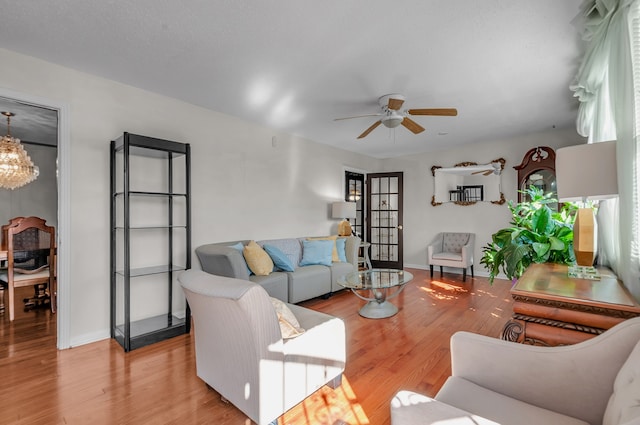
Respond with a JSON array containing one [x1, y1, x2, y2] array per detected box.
[[338, 268, 413, 290]]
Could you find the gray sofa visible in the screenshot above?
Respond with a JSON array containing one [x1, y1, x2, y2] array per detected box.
[[196, 236, 360, 303]]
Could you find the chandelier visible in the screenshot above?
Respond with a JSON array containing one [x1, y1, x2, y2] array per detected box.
[[0, 112, 39, 190]]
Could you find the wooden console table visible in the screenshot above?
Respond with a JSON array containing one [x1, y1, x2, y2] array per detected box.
[[501, 263, 640, 346]]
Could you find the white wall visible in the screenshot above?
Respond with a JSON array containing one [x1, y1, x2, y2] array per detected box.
[[0, 48, 380, 346], [0, 144, 58, 227], [384, 128, 586, 276]]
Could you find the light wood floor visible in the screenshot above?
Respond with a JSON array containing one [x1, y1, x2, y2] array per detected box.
[[0, 269, 513, 425]]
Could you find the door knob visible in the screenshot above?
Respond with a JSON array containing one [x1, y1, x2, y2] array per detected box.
[[397, 225, 403, 230]]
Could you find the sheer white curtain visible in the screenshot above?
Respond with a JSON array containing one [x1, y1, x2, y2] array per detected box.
[[571, 0, 640, 300]]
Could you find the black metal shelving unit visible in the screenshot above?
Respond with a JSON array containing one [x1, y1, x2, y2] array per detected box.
[[110, 132, 191, 352]]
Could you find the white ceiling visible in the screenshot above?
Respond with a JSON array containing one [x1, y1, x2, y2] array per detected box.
[[0, 98, 58, 146], [0, 0, 584, 158]]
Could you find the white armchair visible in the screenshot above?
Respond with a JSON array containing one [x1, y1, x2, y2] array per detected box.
[[179, 270, 346, 425], [391, 316, 640, 425], [427, 232, 475, 281]]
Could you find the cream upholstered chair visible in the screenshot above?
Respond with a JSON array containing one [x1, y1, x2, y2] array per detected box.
[[391, 316, 640, 425], [427, 232, 475, 282], [178, 269, 346, 425]]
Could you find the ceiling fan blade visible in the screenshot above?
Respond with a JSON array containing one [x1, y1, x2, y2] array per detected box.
[[388, 98, 405, 111], [472, 169, 495, 176], [334, 113, 382, 121], [401, 117, 425, 134], [407, 108, 458, 116], [357, 120, 382, 139]]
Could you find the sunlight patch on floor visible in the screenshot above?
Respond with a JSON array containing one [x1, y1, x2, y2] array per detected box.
[[419, 281, 468, 301], [279, 376, 369, 424], [474, 288, 498, 298]]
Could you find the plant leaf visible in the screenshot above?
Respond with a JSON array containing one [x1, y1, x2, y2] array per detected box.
[[531, 206, 552, 235], [548, 236, 565, 251], [532, 242, 550, 259]]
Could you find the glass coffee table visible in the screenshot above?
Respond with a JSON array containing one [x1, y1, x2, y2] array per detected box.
[[338, 268, 413, 319]]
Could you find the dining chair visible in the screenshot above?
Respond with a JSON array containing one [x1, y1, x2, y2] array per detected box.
[[0, 216, 56, 321]]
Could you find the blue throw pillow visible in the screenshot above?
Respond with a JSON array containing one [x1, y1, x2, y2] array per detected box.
[[264, 244, 295, 272], [336, 238, 347, 262], [228, 242, 252, 276], [300, 239, 334, 267]]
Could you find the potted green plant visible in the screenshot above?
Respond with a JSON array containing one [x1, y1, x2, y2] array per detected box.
[[480, 186, 577, 284]]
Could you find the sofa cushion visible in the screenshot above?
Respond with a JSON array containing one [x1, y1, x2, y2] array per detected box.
[[435, 376, 589, 425], [603, 340, 640, 425], [270, 297, 305, 339], [263, 244, 296, 272], [249, 272, 288, 301], [307, 235, 339, 262], [432, 252, 463, 261], [243, 240, 274, 276], [300, 239, 334, 267], [391, 390, 499, 425], [286, 265, 331, 303], [258, 238, 302, 268]]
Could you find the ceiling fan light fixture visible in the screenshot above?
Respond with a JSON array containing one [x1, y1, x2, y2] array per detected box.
[[381, 115, 403, 129]]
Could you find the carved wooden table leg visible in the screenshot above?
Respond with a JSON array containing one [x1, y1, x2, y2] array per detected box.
[[500, 319, 525, 343]]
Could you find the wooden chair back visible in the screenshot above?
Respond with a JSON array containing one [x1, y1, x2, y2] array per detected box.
[[0, 216, 56, 321]]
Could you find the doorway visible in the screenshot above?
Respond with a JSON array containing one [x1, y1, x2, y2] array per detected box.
[[0, 89, 70, 349], [366, 172, 403, 269], [344, 171, 365, 239]]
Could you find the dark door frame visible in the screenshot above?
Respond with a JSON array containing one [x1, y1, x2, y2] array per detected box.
[[366, 172, 403, 270]]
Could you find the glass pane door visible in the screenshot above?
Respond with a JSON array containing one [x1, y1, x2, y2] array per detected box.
[[367, 172, 403, 270]]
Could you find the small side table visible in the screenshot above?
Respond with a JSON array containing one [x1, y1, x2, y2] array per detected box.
[[358, 242, 372, 270]]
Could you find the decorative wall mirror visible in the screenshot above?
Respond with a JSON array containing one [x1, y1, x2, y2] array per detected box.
[[514, 146, 556, 204], [431, 158, 506, 206]]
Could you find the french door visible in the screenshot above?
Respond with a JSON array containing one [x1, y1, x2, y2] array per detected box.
[[366, 172, 403, 270]]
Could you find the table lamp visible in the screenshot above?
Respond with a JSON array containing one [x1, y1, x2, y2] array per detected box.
[[332, 201, 357, 236], [556, 141, 618, 267]]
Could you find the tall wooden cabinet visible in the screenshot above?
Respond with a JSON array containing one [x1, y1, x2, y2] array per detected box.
[[110, 133, 191, 351]]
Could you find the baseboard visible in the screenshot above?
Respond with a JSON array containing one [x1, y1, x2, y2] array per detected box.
[[69, 329, 110, 348]]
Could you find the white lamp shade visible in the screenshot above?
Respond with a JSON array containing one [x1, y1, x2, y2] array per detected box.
[[332, 201, 356, 219], [556, 141, 618, 202]]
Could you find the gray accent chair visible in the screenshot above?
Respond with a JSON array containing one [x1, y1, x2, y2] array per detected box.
[[391, 316, 640, 425], [179, 269, 346, 425], [427, 232, 475, 281]]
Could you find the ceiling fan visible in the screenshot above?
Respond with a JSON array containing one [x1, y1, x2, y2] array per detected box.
[[334, 94, 457, 139], [472, 162, 503, 176]]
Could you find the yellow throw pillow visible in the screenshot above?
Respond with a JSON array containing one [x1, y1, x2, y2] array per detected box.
[[243, 240, 274, 276], [307, 235, 339, 262], [270, 297, 305, 339]]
